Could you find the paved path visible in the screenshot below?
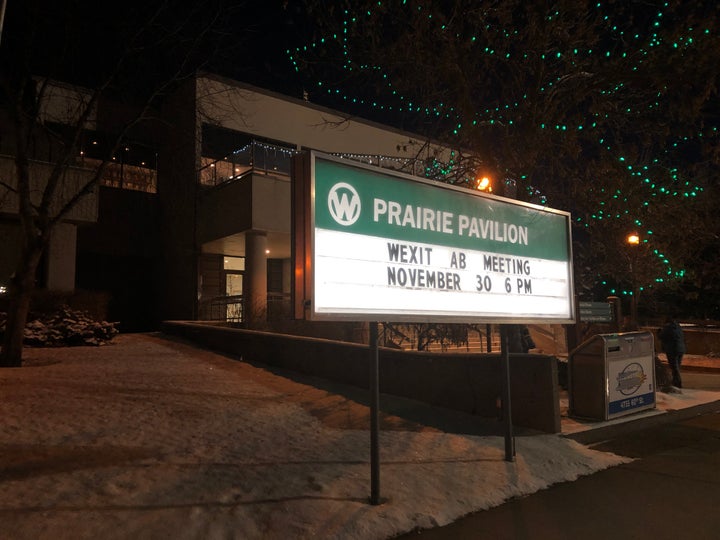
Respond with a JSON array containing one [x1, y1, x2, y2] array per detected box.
[[398, 369, 720, 539]]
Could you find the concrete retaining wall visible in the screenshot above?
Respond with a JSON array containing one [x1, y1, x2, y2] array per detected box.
[[650, 327, 720, 356], [161, 321, 561, 433], [679, 328, 720, 356]]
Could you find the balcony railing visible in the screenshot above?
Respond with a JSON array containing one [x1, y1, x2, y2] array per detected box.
[[80, 157, 157, 193], [199, 141, 298, 187], [197, 140, 448, 188]]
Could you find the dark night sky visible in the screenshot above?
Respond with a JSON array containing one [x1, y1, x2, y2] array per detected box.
[[0, 1, 311, 102]]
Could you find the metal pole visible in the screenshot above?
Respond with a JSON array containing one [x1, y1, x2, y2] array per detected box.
[[369, 321, 381, 505], [500, 325, 515, 462]]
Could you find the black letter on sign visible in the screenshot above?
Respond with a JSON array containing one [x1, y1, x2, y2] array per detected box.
[[450, 252, 467, 269]]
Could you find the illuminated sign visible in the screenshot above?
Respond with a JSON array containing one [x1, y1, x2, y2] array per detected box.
[[293, 152, 575, 323]]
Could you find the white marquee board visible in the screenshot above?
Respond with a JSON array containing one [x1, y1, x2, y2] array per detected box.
[[293, 152, 575, 323]]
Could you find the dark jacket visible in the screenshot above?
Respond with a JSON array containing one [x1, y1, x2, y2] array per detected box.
[[659, 321, 686, 355]]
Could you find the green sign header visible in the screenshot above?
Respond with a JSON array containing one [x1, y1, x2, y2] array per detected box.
[[314, 157, 570, 261]]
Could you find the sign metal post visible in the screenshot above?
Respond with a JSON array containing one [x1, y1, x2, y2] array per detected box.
[[369, 322, 381, 505], [500, 325, 515, 462]]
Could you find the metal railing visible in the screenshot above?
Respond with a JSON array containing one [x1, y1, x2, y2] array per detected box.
[[77, 157, 157, 193], [197, 293, 291, 324], [198, 141, 298, 187], [381, 323, 502, 353], [197, 140, 456, 188], [198, 295, 243, 322]]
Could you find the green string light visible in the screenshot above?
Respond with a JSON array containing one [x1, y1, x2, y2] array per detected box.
[[289, 1, 715, 288]]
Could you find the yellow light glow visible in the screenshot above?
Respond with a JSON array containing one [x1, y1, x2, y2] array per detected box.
[[476, 176, 492, 192], [626, 233, 640, 245]]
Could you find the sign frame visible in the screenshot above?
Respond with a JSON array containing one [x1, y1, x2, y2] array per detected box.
[[293, 151, 576, 324]]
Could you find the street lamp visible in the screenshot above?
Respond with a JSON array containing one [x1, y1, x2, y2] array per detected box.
[[476, 176, 492, 192], [626, 233, 640, 245], [626, 233, 641, 329]]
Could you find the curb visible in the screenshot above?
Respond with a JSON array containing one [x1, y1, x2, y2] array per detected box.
[[681, 365, 720, 373], [564, 399, 720, 445]]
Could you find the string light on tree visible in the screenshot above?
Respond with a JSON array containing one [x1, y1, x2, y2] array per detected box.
[[288, 1, 718, 294]]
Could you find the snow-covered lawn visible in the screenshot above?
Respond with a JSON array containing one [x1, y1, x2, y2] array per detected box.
[[0, 334, 656, 539]]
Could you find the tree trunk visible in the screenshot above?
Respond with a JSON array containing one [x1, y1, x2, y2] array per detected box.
[[0, 246, 42, 368]]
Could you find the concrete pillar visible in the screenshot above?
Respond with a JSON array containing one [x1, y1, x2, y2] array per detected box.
[[46, 222, 77, 292], [244, 230, 267, 327]]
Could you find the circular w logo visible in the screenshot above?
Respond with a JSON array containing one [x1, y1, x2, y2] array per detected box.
[[327, 182, 361, 226]]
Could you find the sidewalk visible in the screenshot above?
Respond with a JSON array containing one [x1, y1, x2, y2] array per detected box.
[[1, 333, 719, 539], [676, 353, 720, 371], [559, 353, 720, 443], [399, 363, 720, 540]]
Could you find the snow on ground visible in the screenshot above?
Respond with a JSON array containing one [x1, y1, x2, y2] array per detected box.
[[3, 333, 708, 539]]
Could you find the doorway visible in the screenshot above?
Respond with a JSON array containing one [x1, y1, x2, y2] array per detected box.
[[223, 256, 244, 321]]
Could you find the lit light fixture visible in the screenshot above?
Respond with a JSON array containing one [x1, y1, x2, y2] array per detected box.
[[265, 249, 270, 254], [626, 233, 640, 245], [476, 176, 492, 192]]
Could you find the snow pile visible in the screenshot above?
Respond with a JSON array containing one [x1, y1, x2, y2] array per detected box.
[[1, 334, 633, 539]]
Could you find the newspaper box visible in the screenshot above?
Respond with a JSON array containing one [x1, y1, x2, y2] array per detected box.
[[569, 331, 656, 420]]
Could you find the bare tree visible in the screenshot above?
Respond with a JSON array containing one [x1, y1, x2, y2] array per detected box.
[[0, 0, 239, 366]]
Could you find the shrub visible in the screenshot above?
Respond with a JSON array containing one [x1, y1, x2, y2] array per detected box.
[[0, 306, 118, 347]]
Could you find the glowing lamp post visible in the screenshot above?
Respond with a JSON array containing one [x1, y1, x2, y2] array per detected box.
[[476, 176, 492, 192], [626, 233, 640, 329], [626, 233, 640, 246]]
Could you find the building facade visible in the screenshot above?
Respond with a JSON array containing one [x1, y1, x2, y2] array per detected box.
[[154, 74, 460, 328], [1, 73, 465, 330]]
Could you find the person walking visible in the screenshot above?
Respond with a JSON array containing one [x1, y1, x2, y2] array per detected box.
[[659, 315, 686, 388]]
